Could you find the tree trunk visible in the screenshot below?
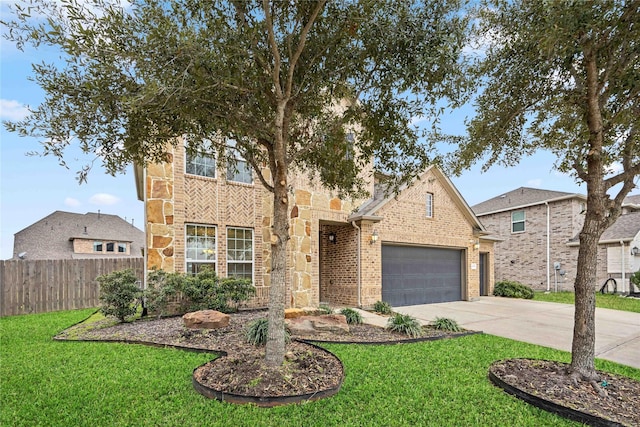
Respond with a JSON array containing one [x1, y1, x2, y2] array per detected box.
[[571, 214, 600, 380], [265, 168, 289, 366], [570, 45, 607, 381], [265, 100, 290, 367]]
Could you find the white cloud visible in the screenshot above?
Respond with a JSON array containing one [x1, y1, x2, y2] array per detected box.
[[64, 197, 82, 208], [527, 179, 543, 187], [89, 193, 120, 206], [0, 99, 29, 121], [606, 162, 623, 175], [410, 114, 427, 126]]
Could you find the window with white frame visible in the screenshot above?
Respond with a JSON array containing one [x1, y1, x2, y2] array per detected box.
[[511, 210, 525, 233], [426, 193, 434, 218], [226, 140, 253, 184], [118, 243, 127, 253], [227, 227, 253, 280], [93, 241, 103, 252], [185, 145, 216, 178], [185, 224, 217, 274]]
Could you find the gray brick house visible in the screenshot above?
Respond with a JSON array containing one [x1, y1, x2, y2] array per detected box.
[[12, 211, 145, 260], [473, 187, 640, 293]]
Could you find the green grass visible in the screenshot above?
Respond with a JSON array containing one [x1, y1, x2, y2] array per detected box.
[[2, 310, 639, 426], [535, 291, 640, 313]]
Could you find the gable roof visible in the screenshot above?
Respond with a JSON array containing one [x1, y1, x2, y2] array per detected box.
[[599, 211, 640, 243], [472, 187, 586, 216], [623, 194, 640, 208], [348, 165, 487, 234], [12, 211, 145, 260]]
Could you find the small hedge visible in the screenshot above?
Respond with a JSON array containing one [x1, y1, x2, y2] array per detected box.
[[493, 280, 534, 299]]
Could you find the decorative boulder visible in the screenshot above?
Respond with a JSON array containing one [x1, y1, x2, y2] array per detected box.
[[183, 310, 230, 330], [286, 314, 350, 335], [284, 308, 306, 319]]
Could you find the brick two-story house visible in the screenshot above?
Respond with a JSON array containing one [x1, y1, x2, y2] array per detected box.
[[12, 211, 145, 260], [473, 187, 640, 293], [135, 139, 496, 309]]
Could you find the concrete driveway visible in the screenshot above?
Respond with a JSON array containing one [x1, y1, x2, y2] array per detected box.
[[387, 297, 640, 369]]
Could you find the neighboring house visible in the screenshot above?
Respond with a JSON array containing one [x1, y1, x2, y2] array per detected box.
[[472, 187, 640, 293], [580, 210, 640, 293], [135, 140, 496, 309], [12, 211, 145, 260]]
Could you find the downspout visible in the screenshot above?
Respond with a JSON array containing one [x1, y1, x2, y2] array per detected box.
[[143, 166, 148, 290], [351, 221, 361, 307], [545, 202, 550, 292], [621, 240, 626, 294]]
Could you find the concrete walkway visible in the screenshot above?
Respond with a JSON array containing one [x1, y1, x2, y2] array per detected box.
[[358, 297, 640, 369]]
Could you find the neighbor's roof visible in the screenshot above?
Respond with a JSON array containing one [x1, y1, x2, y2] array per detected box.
[[472, 187, 586, 216], [12, 211, 145, 260], [599, 211, 640, 243]]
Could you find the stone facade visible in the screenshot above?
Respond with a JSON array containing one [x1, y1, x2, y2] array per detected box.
[[143, 140, 494, 309]]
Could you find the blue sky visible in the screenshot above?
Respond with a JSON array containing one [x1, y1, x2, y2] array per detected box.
[[1, 4, 635, 260]]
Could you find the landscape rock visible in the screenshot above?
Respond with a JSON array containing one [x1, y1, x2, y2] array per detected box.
[[183, 310, 230, 329], [284, 308, 306, 319], [286, 314, 349, 335]]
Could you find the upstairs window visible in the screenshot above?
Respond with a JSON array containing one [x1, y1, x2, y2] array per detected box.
[[512, 210, 525, 233], [226, 140, 253, 184], [106, 242, 115, 252], [186, 144, 216, 178], [93, 241, 103, 252], [426, 193, 434, 218], [118, 243, 127, 253]]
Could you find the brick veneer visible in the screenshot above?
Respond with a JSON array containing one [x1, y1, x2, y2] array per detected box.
[[477, 198, 588, 291], [144, 141, 494, 308]]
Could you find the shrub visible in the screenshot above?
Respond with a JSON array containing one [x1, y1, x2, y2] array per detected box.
[[97, 269, 142, 322], [340, 307, 363, 325], [316, 304, 334, 315], [181, 267, 228, 312], [493, 280, 534, 299], [218, 278, 256, 312], [431, 317, 462, 332], [373, 300, 392, 315], [144, 269, 184, 318], [631, 271, 640, 292], [386, 313, 422, 338], [245, 318, 290, 346]]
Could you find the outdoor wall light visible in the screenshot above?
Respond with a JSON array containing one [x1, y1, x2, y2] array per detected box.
[[632, 246, 639, 256], [473, 241, 480, 250], [370, 230, 379, 244], [328, 232, 337, 244]]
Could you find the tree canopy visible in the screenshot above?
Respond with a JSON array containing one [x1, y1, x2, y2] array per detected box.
[[452, 0, 640, 381], [3, 0, 470, 366]]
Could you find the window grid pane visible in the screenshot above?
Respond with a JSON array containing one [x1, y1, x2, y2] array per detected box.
[[186, 151, 216, 178], [186, 225, 216, 271], [227, 227, 253, 281], [426, 193, 434, 218]]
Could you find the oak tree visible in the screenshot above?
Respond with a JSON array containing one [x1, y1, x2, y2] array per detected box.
[[452, 0, 640, 385], [4, 0, 469, 365]]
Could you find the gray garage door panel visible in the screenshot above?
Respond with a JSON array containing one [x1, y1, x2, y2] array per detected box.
[[382, 245, 462, 306]]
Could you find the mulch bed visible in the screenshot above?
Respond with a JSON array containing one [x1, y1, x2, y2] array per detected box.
[[489, 359, 639, 427], [55, 309, 472, 401]]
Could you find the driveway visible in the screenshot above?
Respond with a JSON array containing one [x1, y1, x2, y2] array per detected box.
[[388, 297, 640, 369]]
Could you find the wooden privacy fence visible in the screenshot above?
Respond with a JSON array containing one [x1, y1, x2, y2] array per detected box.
[[0, 258, 144, 317]]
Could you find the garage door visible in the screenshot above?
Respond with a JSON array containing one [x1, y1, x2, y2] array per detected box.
[[382, 245, 462, 306]]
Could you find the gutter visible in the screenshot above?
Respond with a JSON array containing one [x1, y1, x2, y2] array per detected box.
[[351, 221, 362, 307]]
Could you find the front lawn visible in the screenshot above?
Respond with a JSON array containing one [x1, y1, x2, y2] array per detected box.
[[2, 310, 639, 426], [535, 291, 640, 313]]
